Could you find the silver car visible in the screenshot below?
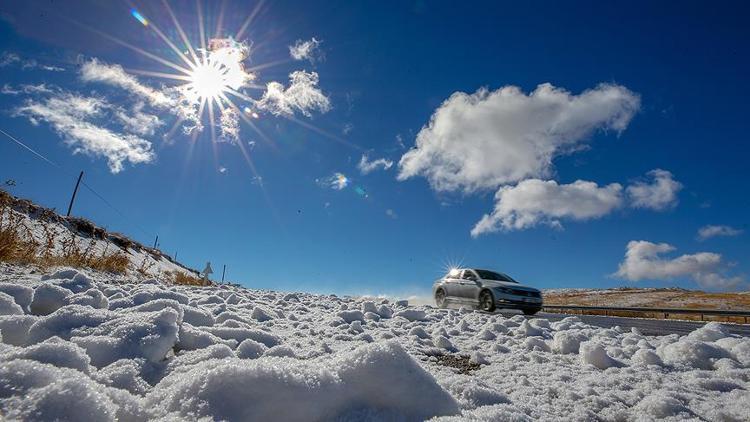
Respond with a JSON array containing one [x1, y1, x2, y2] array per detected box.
[[433, 268, 543, 314]]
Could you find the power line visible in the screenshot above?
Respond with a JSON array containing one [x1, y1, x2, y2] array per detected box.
[[0, 127, 153, 240]]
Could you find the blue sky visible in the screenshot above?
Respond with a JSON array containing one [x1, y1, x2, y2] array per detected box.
[[0, 0, 748, 295]]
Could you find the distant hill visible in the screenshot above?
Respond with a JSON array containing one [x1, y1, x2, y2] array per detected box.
[[543, 287, 750, 310]]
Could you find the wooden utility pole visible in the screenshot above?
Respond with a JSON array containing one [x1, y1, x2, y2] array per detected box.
[[153, 235, 159, 249], [66, 171, 84, 217], [221, 264, 226, 283]]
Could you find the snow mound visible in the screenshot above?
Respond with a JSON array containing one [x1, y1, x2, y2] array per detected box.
[[147, 341, 459, 421]]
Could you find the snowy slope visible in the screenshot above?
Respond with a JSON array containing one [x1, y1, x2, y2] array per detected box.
[[1, 190, 199, 279], [1, 267, 749, 421]]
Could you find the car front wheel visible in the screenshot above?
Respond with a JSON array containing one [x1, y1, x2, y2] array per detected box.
[[479, 291, 496, 312], [435, 289, 447, 308], [522, 308, 539, 315]]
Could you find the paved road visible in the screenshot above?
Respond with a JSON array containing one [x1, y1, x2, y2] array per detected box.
[[496, 310, 750, 337]]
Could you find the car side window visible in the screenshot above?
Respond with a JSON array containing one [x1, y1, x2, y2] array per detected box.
[[461, 270, 477, 280]]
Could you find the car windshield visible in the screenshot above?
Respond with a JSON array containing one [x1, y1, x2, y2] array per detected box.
[[475, 270, 517, 283]]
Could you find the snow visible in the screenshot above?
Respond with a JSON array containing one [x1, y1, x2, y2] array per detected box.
[[0, 268, 749, 421]]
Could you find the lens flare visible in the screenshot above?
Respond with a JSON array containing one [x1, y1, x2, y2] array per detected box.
[[130, 9, 149, 27]]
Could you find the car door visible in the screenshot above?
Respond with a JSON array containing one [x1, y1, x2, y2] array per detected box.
[[458, 270, 481, 301], [442, 272, 462, 298]]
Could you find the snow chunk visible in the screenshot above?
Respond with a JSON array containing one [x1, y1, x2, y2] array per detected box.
[[377, 305, 393, 319], [632, 348, 664, 366], [0, 292, 23, 315], [201, 326, 281, 348], [181, 305, 214, 327], [94, 359, 150, 395], [552, 331, 587, 354], [251, 306, 275, 322], [30, 284, 71, 315], [177, 323, 230, 351], [634, 393, 691, 419], [72, 308, 180, 367], [409, 326, 430, 339], [236, 339, 267, 359], [657, 338, 729, 369], [516, 320, 544, 337], [0, 359, 147, 421], [0, 284, 33, 312], [687, 322, 729, 342], [0, 315, 37, 345], [265, 345, 297, 358], [394, 309, 427, 322], [580, 342, 623, 369], [26, 305, 112, 344], [40, 268, 79, 281], [2, 337, 91, 373], [434, 335, 456, 351], [147, 341, 459, 420], [56, 272, 94, 294], [66, 289, 108, 309], [337, 310, 365, 323]]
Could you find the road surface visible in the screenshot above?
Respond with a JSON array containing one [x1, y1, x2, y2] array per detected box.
[[496, 310, 750, 337]]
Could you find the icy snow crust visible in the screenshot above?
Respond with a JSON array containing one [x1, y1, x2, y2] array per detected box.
[[1, 270, 749, 421]]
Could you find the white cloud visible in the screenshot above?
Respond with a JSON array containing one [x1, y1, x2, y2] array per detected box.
[[0, 52, 20, 67], [14, 92, 154, 173], [358, 154, 393, 174], [614, 240, 744, 290], [626, 169, 682, 210], [385, 209, 398, 219], [80, 58, 172, 108], [289, 38, 323, 63], [113, 102, 162, 136], [697, 225, 743, 241], [1, 83, 55, 96], [397, 83, 640, 193], [257, 71, 331, 117], [471, 179, 623, 236]]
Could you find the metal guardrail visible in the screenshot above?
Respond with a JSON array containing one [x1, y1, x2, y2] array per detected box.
[[542, 305, 750, 323]]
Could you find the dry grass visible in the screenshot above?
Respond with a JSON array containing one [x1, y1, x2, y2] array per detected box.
[[170, 270, 207, 286], [0, 198, 39, 264], [544, 288, 750, 324], [0, 197, 129, 274]]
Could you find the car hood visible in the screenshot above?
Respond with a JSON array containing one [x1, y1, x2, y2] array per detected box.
[[480, 280, 540, 292]]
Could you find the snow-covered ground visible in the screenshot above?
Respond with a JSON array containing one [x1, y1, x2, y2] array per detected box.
[[1, 267, 749, 421]]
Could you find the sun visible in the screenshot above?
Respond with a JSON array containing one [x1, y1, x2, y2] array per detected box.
[[187, 60, 230, 102]]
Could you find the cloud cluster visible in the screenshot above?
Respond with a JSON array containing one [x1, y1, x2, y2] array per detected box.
[[80, 59, 172, 108], [14, 93, 154, 173], [358, 154, 393, 174], [697, 225, 743, 241], [289, 38, 323, 63], [257, 71, 331, 117], [0, 52, 64, 71], [626, 169, 682, 210], [471, 179, 623, 235], [397, 83, 640, 193], [614, 240, 744, 290], [470, 169, 681, 235]]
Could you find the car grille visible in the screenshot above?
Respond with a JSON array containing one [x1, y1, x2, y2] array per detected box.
[[511, 289, 540, 298]]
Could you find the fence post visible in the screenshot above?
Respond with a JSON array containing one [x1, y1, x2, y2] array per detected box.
[[66, 171, 84, 217]]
